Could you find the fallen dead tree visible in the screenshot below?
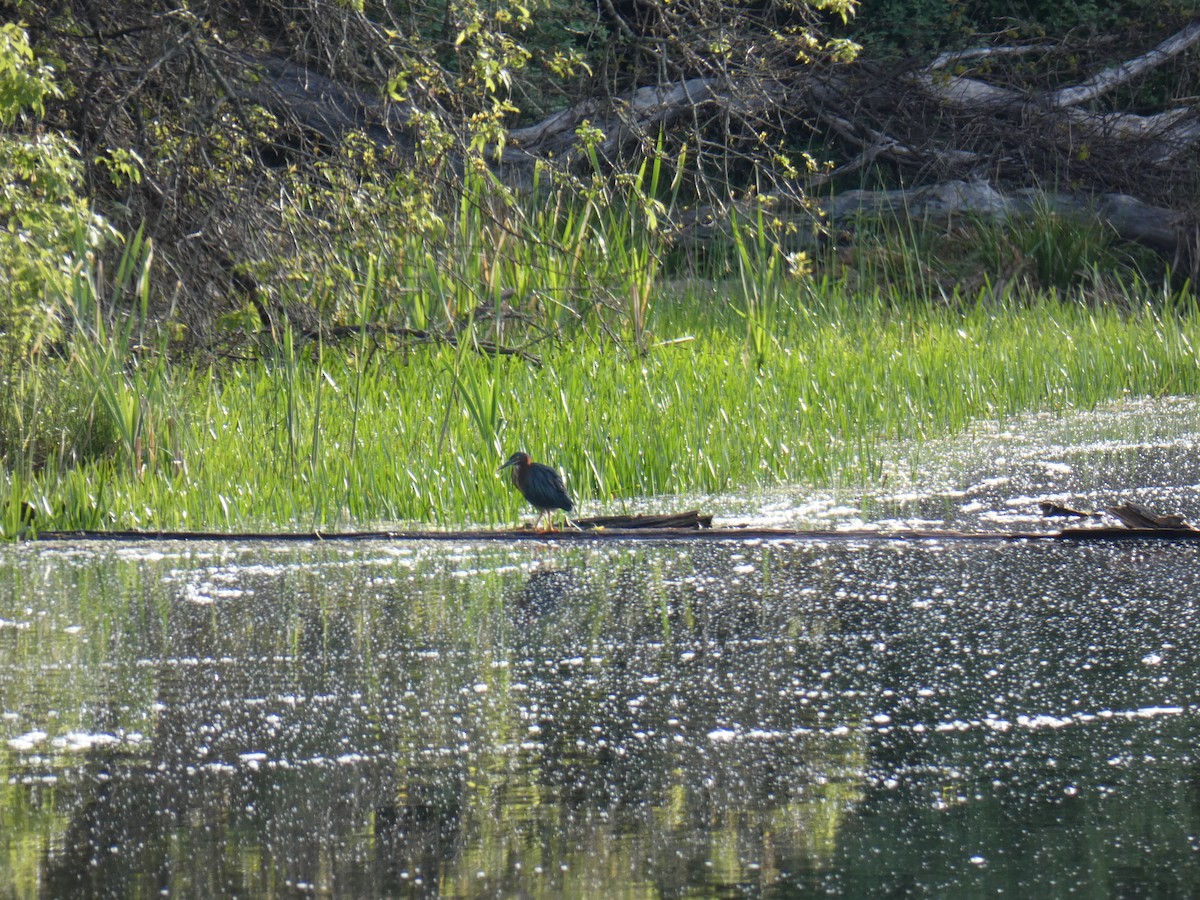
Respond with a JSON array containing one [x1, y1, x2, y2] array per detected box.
[[910, 22, 1200, 167], [500, 21, 1200, 188], [216, 19, 1199, 229], [496, 21, 1200, 273], [824, 184, 1185, 255]]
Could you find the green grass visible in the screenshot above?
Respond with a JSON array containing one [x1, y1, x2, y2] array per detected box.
[[3, 274, 1198, 536], [2, 171, 1198, 536]]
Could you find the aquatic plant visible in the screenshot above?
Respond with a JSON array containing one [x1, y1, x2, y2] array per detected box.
[[2, 262, 1196, 536]]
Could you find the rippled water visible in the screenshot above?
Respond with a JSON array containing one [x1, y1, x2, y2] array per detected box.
[[3, 399, 1200, 898]]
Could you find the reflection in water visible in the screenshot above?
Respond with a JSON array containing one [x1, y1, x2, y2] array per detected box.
[[1, 535, 1199, 897]]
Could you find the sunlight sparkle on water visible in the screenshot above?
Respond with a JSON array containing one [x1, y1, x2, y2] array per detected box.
[[722, 396, 1200, 531], [2, 397, 1200, 897]]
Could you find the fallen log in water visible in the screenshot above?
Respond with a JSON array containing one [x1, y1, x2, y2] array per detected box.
[[20, 503, 1199, 542], [1106, 502, 1189, 530], [573, 511, 713, 530], [22, 525, 1200, 544]]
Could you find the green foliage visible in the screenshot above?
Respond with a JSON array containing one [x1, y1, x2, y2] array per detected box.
[[1003, 206, 1119, 292], [0, 222, 157, 490], [0, 24, 115, 359], [2, 260, 1197, 537], [251, 129, 691, 352], [0, 362, 119, 470], [830, 202, 1154, 301], [0, 22, 55, 122]]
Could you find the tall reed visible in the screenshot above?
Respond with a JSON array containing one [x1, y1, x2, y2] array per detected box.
[[2, 183, 1198, 536]]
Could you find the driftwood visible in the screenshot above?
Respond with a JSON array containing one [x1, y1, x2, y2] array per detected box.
[[499, 77, 783, 178], [496, 23, 1200, 178], [912, 21, 1200, 166], [826, 183, 1190, 261], [1107, 502, 1190, 530], [805, 22, 1200, 188], [229, 52, 420, 154], [498, 24, 1198, 270], [1040, 502, 1100, 519], [1041, 500, 1193, 531], [195, 23, 1200, 286], [573, 511, 712, 529]]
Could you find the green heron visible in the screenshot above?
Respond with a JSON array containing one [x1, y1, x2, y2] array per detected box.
[[499, 451, 574, 531]]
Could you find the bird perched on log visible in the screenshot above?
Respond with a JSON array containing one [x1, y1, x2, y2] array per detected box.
[[498, 451, 574, 532]]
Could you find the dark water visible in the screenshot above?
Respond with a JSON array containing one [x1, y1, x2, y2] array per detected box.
[[3, 534, 1200, 898]]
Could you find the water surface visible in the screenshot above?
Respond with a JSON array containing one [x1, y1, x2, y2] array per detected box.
[[3, 398, 1200, 897]]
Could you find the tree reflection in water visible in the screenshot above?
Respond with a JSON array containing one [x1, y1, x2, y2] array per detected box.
[[2, 538, 1199, 896]]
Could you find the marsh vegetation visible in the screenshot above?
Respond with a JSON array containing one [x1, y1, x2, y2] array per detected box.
[[3, 210, 1197, 536], [2, 3, 1198, 536]]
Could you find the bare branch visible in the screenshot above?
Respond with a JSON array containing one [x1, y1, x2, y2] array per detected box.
[[908, 41, 1200, 169], [1048, 21, 1200, 108], [906, 72, 1023, 112], [928, 43, 1057, 71]]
